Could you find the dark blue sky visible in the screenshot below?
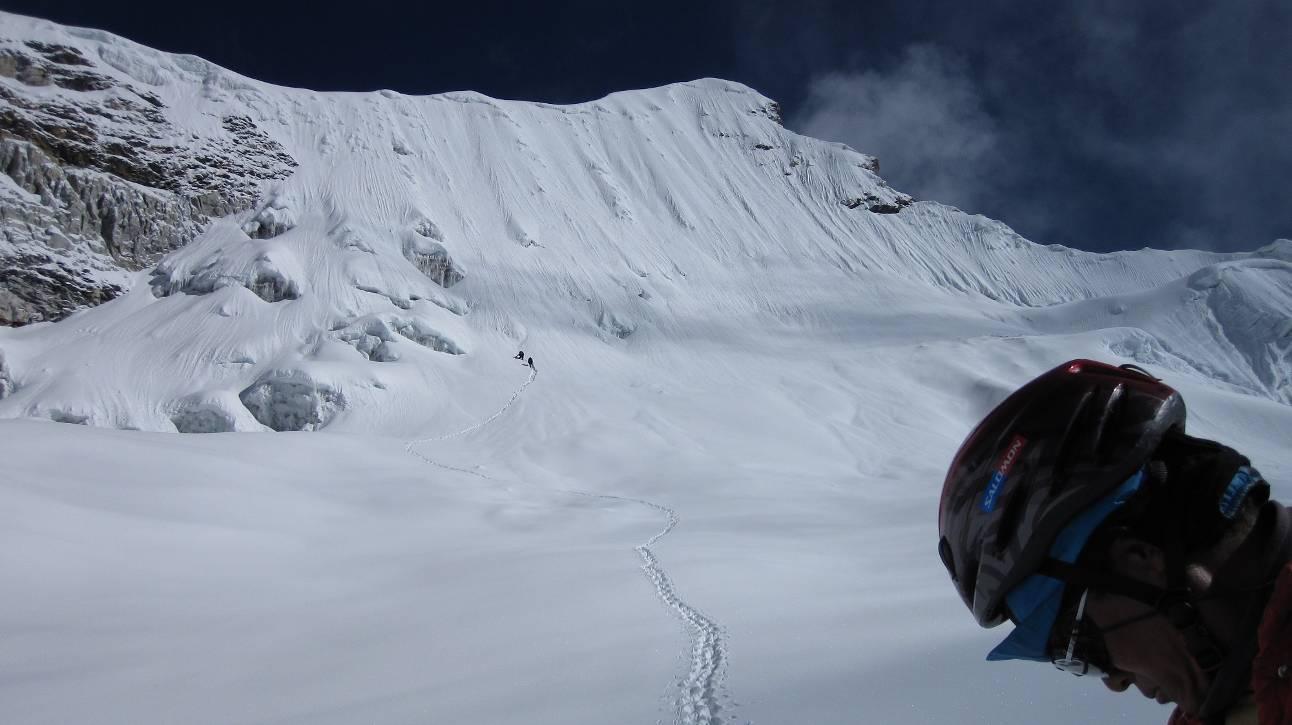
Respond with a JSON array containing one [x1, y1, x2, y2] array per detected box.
[[5, 0, 1289, 253]]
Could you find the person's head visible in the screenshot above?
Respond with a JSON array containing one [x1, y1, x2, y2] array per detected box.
[[938, 359, 1270, 717]]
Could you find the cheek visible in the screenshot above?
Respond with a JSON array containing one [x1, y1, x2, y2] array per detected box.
[[1102, 621, 1204, 701], [1102, 632, 1158, 678], [1087, 602, 1171, 677]]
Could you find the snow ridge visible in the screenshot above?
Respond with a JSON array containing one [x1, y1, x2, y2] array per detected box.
[[403, 368, 731, 725]]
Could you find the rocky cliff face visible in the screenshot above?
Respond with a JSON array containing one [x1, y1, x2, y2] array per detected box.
[[0, 37, 297, 325]]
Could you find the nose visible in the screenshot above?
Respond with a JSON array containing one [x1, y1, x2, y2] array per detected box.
[[1102, 669, 1134, 694]]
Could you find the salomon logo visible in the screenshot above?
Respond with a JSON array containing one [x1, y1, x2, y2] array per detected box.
[[1219, 466, 1261, 519], [980, 435, 1027, 513]]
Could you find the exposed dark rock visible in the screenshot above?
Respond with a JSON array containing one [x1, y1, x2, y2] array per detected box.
[[0, 79, 295, 207], [0, 252, 123, 326], [24, 41, 93, 67], [753, 101, 783, 126], [1, 139, 196, 264], [0, 37, 300, 325], [0, 47, 115, 91], [843, 192, 914, 214], [866, 202, 905, 214], [0, 136, 194, 324], [753, 143, 774, 151]]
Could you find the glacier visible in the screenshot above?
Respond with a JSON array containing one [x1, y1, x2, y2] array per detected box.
[[0, 9, 1289, 725]]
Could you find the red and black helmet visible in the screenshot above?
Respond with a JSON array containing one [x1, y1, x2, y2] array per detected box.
[[937, 359, 1186, 627]]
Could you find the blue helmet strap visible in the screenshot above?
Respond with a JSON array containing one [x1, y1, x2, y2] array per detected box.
[[1037, 558, 1165, 608]]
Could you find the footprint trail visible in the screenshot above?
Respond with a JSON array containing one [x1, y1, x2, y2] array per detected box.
[[404, 368, 732, 725], [591, 494, 729, 725]]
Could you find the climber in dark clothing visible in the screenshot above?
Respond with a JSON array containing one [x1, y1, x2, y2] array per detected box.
[[527, 357, 535, 369], [514, 350, 524, 360]]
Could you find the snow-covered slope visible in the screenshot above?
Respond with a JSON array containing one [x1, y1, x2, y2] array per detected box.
[[4, 10, 1288, 433], [0, 10, 1290, 725]]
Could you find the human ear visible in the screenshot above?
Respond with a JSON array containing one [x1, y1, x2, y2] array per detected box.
[[1105, 537, 1167, 585]]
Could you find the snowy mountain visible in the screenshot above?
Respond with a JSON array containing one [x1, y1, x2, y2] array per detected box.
[[1, 10, 1290, 725]]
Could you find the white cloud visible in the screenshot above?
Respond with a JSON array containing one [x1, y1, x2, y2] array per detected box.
[[793, 45, 1000, 213]]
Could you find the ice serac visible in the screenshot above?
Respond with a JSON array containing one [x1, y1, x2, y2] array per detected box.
[[239, 370, 344, 432], [0, 10, 1286, 434], [0, 348, 13, 399]]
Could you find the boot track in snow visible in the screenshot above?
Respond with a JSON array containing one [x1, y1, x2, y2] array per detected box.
[[403, 369, 731, 725]]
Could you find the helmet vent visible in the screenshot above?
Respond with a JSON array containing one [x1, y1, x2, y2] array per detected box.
[[1052, 389, 1096, 475], [993, 485, 1029, 555], [1095, 384, 1129, 462]]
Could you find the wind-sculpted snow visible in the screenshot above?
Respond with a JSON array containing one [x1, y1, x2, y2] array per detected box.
[[1020, 252, 1292, 404], [1192, 264, 1292, 403]]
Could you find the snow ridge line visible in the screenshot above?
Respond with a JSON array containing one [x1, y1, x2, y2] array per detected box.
[[402, 369, 731, 725], [570, 493, 729, 725]]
